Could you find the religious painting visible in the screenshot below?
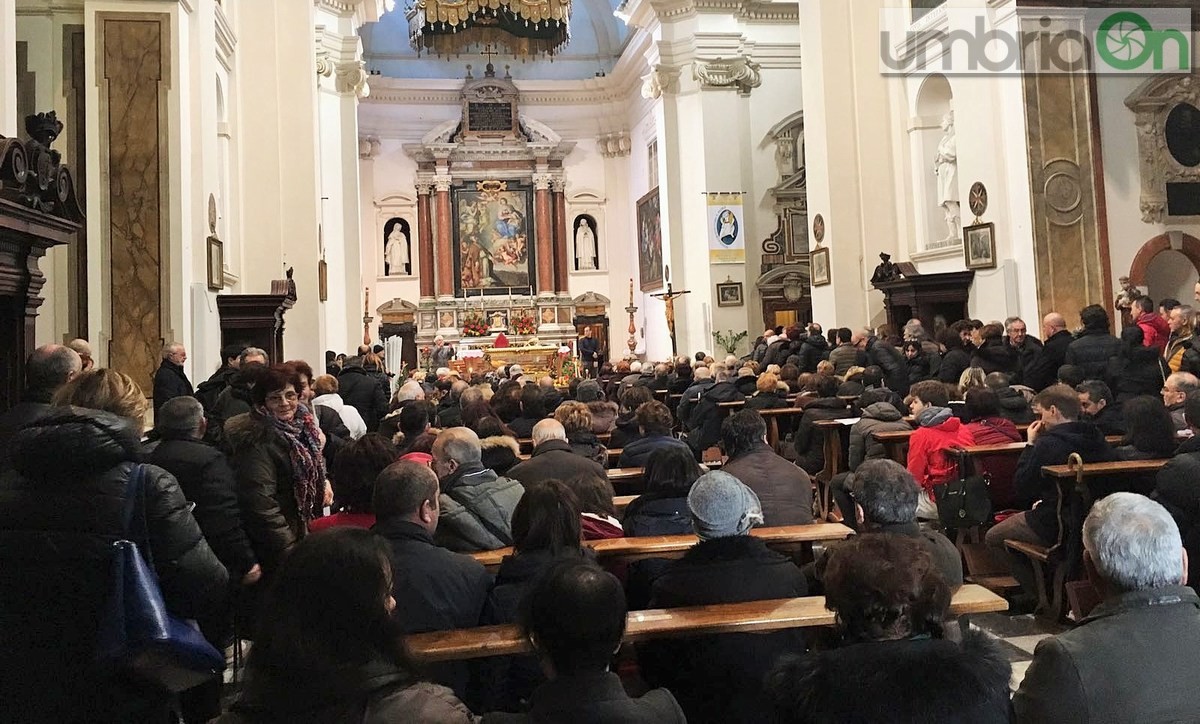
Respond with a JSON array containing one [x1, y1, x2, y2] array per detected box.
[[637, 188, 663, 292], [383, 217, 412, 276], [964, 222, 996, 270], [452, 184, 536, 297], [716, 281, 743, 308], [810, 247, 831, 287], [206, 235, 224, 291]]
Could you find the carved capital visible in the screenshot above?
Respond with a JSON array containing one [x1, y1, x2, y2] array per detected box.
[[433, 175, 453, 193], [598, 131, 632, 158], [316, 48, 334, 78], [550, 178, 567, 193], [694, 55, 762, 95], [533, 173, 554, 190], [334, 59, 370, 98], [641, 65, 681, 100], [358, 135, 381, 160]]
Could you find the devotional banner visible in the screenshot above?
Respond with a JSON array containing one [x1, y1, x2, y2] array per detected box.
[[707, 193, 745, 263]]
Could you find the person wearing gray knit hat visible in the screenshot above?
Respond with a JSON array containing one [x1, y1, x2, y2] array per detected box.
[[576, 378, 602, 403], [687, 470, 765, 540]]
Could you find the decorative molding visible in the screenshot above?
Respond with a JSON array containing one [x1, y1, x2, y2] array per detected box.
[[1125, 72, 1200, 224], [598, 131, 631, 158], [316, 49, 334, 78], [641, 64, 681, 100], [533, 173, 554, 190], [694, 55, 761, 94], [215, 6, 237, 71], [335, 59, 370, 97]]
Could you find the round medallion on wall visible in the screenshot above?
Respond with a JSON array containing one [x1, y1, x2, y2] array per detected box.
[[812, 214, 826, 244], [968, 182, 989, 218], [208, 194, 218, 235]]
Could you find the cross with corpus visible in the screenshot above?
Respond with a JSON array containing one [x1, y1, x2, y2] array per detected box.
[[652, 281, 691, 357]]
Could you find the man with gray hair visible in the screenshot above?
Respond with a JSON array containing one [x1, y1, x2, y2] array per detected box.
[[1162, 371, 1200, 431], [152, 342, 193, 417], [1013, 493, 1200, 722], [431, 427, 525, 552], [1004, 316, 1043, 386], [639, 470, 807, 723], [0, 344, 82, 468], [436, 379, 470, 428], [506, 418, 605, 490]]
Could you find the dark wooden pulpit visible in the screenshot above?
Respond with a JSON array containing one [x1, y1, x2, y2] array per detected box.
[[216, 270, 297, 365], [873, 270, 975, 332]]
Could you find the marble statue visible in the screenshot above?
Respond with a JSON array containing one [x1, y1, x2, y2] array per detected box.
[[934, 112, 960, 243], [575, 218, 597, 270], [384, 220, 409, 276]]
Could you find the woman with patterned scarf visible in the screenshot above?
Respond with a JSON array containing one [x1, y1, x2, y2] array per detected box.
[[225, 364, 329, 633]]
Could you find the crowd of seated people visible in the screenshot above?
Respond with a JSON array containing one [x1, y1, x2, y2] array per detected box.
[[4, 296, 1200, 721]]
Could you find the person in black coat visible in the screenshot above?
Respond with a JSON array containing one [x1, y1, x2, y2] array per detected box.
[[1065, 304, 1122, 383], [971, 323, 1019, 378], [866, 334, 910, 395], [796, 325, 831, 372], [0, 343, 81, 471], [616, 401, 692, 467], [793, 374, 851, 475], [195, 343, 245, 413], [1109, 325, 1170, 402], [638, 471, 807, 724], [683, 371, 745, 453], [622, 446, 702, 537], [1024, 313, 1072, 391], [152, 342, 194, 417], [481, 559, 686, 724], [1076, 379, 1126, 436], [766, 534, 1011, 724], [985, 372, 1035, 424], [337, 357, 390, 432], [937, 326, 973, 385], [667, 362, 694, 394], [1153, 394, 1200, 592], [373, 461, 492, 700], [508, 420, 608, 488], [903, 340, 936, 385], [0, 372, 228, 723]]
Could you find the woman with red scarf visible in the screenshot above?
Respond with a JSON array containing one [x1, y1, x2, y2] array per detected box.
[[225, 364, 328, 611]]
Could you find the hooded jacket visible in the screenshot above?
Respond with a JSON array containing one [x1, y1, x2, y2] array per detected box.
[[1065, 328, 1122, 383], [848, 401, 911, 470], [1015, 420, 1114, 543], [907, 406, 976, 492], [0, 408, 228, 723], [1136, 310, 1171, 353], [479, 434, 521, 476], [435, 462, 525, 552]]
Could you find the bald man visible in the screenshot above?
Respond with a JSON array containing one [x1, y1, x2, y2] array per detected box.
[[1024, 313, 1072, 392], [506, 418, 606, 490], [0, 344, 82, 469]]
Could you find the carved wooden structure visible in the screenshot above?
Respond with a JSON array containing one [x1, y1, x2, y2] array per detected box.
[[215, 270, 297, 365], [872, 270, 975, 333]]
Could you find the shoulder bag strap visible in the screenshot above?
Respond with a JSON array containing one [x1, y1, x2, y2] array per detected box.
[[121, 463, 155, 570]]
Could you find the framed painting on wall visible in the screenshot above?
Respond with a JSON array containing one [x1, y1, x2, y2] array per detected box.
[[810, 247, 831, 287], [207, 236, 224, 291], [451, 183, 537, 297], [637, 187, 663, 292], [964, 222, 997, 270], [716, 281, 743, 307]]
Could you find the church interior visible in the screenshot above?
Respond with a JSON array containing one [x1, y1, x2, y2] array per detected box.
[[6, 1, 1200, 720]]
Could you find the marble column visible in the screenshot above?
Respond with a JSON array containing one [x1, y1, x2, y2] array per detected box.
[[0, 0, 14, 136], [434, 174, 453, 298], [416, 182, 435, 300], [552, 179, 569, 294], [534, 173, 554, 295]]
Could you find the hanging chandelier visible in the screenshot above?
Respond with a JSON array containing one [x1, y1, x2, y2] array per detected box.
[[407, 0, 572, 58]]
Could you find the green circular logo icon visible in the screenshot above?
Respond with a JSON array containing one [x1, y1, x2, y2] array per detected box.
[[1097, 11, 1154, 70]]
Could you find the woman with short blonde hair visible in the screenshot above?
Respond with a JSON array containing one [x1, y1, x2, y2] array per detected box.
[[52, 368, 150, 430]]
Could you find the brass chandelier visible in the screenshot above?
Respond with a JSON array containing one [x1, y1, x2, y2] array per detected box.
[[407, 0, 573, 57]]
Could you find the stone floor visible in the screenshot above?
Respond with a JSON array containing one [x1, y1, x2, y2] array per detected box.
[[968, 610, 1069, 690]]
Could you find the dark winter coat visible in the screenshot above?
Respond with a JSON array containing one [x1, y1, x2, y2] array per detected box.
[[607, 409, 642, 450], [145, 434, 258, 578], [848, 402, 910, 471], [793, 397, 852, 475], [1013, 586, 1200, 723], [508, 439, 606, 488], [1087, 403, 1127, 436], [435, 462, 525, 552], [224, 412, 310, 572], [618, 433, 692, 468], [734, 375, 760, 396], [152, 358, 194, 417], [744, 389, 792, 411], [0, 408, 228, 724], [195, 364, 237, 412], [640, 535, 808, 724], [1154, 451, 1200, 591], [1015, 421, 1114, 542], [720, 443, 813, 527], [314, 404, 350, 470], [762, 338, 792, 367], [675, 378, 716, 427], [684, 381, 745, 452], [622, 492, 692, 537], [1065, 328, 1122, 383], [866, 337, 910, 395], [567, 429, 609, 467], [482, 672, 686, 724], [338, 366, 390, 432], [1109, 340, 1169, 401], [0, 387, 52, 470], [938, 347, 973, 385], [1024, 329, 1073, 391], [769, 630, 1011, 724], [906, 352, 936, 385], [972, 337, 1019, 378], [479, 435, 521, 476], [436, 397, 464, 428], [994, 385, 1035, 424], [1009, 335, 1044, 386], [797, 334, 831, 372]]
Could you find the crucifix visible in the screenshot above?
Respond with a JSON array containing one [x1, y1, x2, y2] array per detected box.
[[652, 268, 691, 357]]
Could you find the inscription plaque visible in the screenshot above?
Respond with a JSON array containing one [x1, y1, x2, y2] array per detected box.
[[467, 102, 514, 133]]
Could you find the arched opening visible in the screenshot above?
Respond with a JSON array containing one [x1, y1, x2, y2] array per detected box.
[[1127, 232, 1200, 304], [911, 74, 955, 251]]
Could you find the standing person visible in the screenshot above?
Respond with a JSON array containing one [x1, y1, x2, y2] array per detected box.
[[338, 356, 390, 433], [311, 374, 367, 439], [216, 528, 475, 723], [0, 344, 81, 469], [1109, 326, 1170, 402], [1065, 304, 1122, 383], [1005, 316, 1043, 386], [1165, 304, 1198, 374], [578, 327, 600, 378], [430, 335, 456, 369], [1134, 296, 1170, 353], [1013, 494, 1200, 723], [195, 343, 245, 412], [828, 328, 863, 376], [971, 323, 1018, 378], [66, 338, 95, 370], [937, 323, 974, 385], [153, 342, 193, 417], [224, 365, 328, 602], [1, 369, 228, 723], [1024, 312, 1072, 391]]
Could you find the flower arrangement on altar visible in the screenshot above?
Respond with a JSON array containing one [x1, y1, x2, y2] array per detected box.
[[461, 314, 490, 337], [511, 314, 537, 335]]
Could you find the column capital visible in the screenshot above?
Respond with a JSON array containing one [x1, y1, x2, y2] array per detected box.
[[693, 55, 762, 95], [550, 177, 567, 193], [641, 64, 681, 100], [415, 180, 435, 195], [533, 173, 554, 191], [433, 175, 453, 192], [358, 136, 381, 160]]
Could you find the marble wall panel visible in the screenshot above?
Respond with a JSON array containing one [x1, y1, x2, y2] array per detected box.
[[99, 15, 167, 395]]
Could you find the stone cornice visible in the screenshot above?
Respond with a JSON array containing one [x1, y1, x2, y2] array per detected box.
[[621, 0, 799, 28], [314, 0, 394, 24], [215, 5, 237, 69]]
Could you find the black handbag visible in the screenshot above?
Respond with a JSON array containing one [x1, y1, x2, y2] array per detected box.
[[934, 450, 993, 529], [95, 464, 225, 692]]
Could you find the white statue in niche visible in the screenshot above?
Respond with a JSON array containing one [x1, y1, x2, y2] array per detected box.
[[575, 217, 597, 270], [384, 218, 410, 276], [934, 111, 960, 243]]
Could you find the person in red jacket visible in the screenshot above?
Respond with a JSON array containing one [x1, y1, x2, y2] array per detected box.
[[906, 380, 975, 519], [1135, 296, 1170, 353]]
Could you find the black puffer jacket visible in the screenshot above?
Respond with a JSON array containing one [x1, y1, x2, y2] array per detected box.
[[338, 366, 390, 433], [867, 338, 910, 395], [994, 386, 1035, 425], [1065, 328, 1122, 383], [971, 337, 1018, 377], [684, 381, 745, 452], [0, 408, 228, 723], [796, 334, 830, 372], [793, 397, 852, 475], [938, 347, 973, 385], [1154, 451, 1200, 591], [1109, 333, 1169, 401]]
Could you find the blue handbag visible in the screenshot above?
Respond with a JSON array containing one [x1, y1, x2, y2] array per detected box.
[[95, 463, 225, 692]]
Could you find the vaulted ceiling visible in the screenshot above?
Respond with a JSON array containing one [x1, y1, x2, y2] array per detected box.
[[361, 0, 629, 81]]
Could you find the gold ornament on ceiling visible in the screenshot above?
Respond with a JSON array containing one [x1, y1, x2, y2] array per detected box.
[[407, 0, 572, 58]]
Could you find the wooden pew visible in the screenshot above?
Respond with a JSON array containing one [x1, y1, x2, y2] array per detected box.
[[614, 494, 636, 516], [405, 584, 1008, 662], [757, 407, 806, 456], [811, 417, 858, 519], [470, 522, 855, 570]]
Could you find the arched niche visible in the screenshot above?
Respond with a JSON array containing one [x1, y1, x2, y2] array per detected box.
[[382, 217, 412, 277], [1127, 233, 1200, 301], [568, 189, 607, 272], [375, 193, 417, 278], [909, 73, 956, 252]]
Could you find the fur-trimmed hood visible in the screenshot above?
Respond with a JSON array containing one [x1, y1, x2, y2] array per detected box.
[[479, 434, 521, 476], [479, 434, 520, 456]]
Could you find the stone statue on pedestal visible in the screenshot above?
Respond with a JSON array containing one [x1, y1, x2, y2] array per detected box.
[[934, 112, 960, 243], [575, 218, 597, 270]]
